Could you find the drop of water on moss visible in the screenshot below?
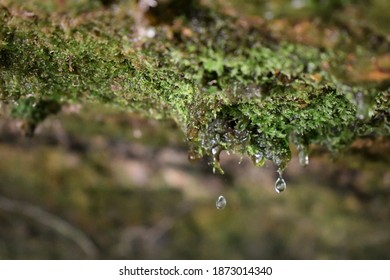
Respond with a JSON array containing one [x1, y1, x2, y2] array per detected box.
[[252, 152, 265, 167], [188, 151, 200, 162], [298, 146, 309, 167], [216, 195, 227, 209], [355, 91, 368, 120], [211, 146, 224, 174]]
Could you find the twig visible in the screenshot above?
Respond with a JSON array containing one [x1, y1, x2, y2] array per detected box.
[[0, 195, 99, 259]]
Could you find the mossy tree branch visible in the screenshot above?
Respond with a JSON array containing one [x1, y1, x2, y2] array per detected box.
[[0, 1, 388, 172]]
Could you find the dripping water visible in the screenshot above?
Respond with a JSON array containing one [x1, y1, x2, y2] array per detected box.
[[355, 91, 369, 120], [297, 145, 309, 167], [252, 152, 266, 167], [216, 195, 227, 209], [211, 146, 224, 174], [274, 169, 287, 193]]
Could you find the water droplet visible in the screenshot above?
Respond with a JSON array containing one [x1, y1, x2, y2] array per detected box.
[[252, 153, 265, 167], [274, 176, 286, 193], [355, 91, 368, 120], [216, 195, 227, 209], [211, 146, 224, 174], [273, 155, 282, 167], [211, 146, 221, 157], [298, 146, 309, 167], [188, 150, 200, 162]]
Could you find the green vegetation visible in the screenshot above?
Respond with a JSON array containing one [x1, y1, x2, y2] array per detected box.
[[0, 0, 389, 260], [0, 0, 389, 173]]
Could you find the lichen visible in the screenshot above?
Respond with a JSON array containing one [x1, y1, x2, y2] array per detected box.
[[0, 1, 388, 173]]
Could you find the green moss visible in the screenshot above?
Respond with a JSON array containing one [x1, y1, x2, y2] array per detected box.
[[0, 2, 388, 173]]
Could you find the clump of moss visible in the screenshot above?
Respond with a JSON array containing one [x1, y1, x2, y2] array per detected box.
[[145, 7, 387, 171], [0, 2, 388, 173]]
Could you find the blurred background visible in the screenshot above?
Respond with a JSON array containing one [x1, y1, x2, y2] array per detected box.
[[0, 0, 389, 259], [0, 103, 389, 259]]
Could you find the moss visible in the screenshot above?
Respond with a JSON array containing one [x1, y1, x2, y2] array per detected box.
[[0, 2, 388, 173]]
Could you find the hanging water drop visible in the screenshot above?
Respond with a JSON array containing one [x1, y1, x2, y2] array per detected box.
[[298, 146, 309, 167], [252, 153, 265, 167], [188, 150, 199, 162], [274, 176, 286, 193], [355, 91, 368, 120], [291, 132, 309, 167], [211, 146, 224, 174], [216, 195, 227, 209]]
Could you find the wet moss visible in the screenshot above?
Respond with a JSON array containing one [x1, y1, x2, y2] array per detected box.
[[0, 2, 388, 173]]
